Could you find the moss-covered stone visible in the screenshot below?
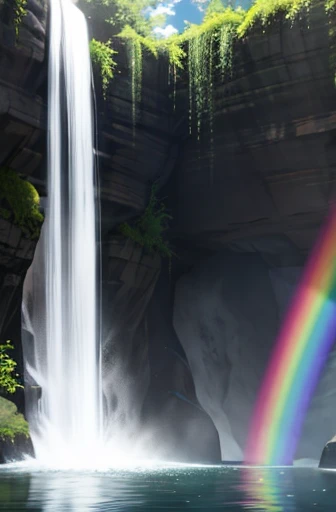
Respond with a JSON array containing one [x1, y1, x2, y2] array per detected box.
[[0, 397, 29, 441], [0, 168, 43, 239]]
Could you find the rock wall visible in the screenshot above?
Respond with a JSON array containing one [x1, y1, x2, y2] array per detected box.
[[172, 3, 336, 255], [0, 0, 48, 399]]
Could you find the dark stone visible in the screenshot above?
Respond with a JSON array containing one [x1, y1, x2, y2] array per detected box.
[[0, 434, 34, 463], [319, 441, 336, 469]]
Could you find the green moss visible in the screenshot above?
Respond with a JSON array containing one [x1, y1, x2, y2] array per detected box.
[[119, 184, 173, 259], [0, 397, 29, 441], [90, 39, 117, 98], [0, 168, 43, 239]]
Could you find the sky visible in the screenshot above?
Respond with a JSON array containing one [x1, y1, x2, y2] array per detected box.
[[148, 0, 253, 38], [150, 0, 203, 38]]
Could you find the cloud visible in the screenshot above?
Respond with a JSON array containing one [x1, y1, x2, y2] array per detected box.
[[153, 24, 179, 38], [149, 4, 176, 17], [147, 0, 181, 38]]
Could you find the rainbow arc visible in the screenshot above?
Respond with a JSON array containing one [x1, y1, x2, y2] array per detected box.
[[245, 208, 336, 465]]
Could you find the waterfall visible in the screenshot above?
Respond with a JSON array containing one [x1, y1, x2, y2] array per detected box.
[[22, 0, 102, 467]]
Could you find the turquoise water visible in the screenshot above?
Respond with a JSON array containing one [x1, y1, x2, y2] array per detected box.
[[0, 464, 335, 511]]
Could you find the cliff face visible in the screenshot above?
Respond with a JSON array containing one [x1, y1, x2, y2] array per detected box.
[[171, 3, 336, 461], [0, 0, 47, 394], [173, 4, 336, 255], [1, 0, 336, 463]]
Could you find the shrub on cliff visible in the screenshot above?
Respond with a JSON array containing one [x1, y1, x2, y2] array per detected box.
[[90, 39, 117, 97], [0, 168, 43, 239], [119, 184, 173, 259], [0, 342, 23, 396]]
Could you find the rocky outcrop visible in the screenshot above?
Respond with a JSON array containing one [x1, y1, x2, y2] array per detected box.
[[0, 396, 34, 462], [319, 440, 336, 469], [173, 238, 336, 461], [173, 246, 280, 460]]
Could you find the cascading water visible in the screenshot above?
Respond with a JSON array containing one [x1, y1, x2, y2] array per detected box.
[[22, 0, 102, 467]]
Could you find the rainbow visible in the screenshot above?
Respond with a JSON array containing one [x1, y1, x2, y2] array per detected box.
[[245, 208, 336, 465]]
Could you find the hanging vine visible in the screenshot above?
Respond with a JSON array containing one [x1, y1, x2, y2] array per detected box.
[[90, 39, 117, 98], [13, 0, 27, 38], [118, 26, 158, 135]]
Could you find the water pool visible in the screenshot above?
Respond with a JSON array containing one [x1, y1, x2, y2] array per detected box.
[[0, 464, 335, 511]]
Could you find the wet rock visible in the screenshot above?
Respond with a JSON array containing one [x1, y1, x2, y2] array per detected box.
[[142, 275, 221, 463], [319, 441, 336, 469], [173, 248, 280, 460]]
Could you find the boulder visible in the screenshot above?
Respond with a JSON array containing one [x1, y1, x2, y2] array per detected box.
[[319, 440, 336, 469]]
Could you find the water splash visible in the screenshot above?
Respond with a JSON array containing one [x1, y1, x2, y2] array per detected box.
[[22, 0, 102, 466]]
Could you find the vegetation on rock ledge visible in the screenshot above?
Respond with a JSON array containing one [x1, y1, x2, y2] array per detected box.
[[0, 168, 43, 239], [88, 0, 336, 127], [0, 397, 29, 441], [119, 184, 173, 259]]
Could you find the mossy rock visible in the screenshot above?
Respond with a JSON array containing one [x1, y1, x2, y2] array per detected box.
[[0, 397, 29, 441], [0, 168, 43, 239]]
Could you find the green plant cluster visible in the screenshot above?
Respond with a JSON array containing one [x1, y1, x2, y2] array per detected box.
[[0, 168, 43, 239], [90, 39, 117, 97], [0, 342, 23, 395], [119, 184, 173, 258], [13, 0, 27, 38], [0, 397, 29, 441]]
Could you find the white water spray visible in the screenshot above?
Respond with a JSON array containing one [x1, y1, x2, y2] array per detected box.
[[22, 0, 102, 466]]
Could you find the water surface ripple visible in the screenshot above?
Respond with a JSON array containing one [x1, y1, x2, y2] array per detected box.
[[0, 465, 335, 511]]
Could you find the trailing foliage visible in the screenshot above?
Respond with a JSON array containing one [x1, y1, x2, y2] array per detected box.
[[118, 26, 158, 129], [179, 9, 244, 136], [119, 184, 173, 258], [0, 168, 43, 239], [0, 342, 23, 395], [13, 0, 27, 38], [0, 397, 29, 441], [171, 0, 335, 135], [90, 39, 117, 97]]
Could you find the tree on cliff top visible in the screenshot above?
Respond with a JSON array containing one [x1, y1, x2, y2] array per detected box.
[[79, 0, 165, 37]]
